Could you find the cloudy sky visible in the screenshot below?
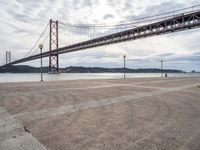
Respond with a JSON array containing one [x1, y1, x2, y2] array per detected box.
[[0, 0, 200, 71]]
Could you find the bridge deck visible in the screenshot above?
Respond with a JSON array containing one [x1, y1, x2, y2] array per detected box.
[[0, 77, 200, 149], [3, 10, 200, 67]]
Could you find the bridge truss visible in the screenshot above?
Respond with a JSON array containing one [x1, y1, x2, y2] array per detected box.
[[2, 9, 200, 67]]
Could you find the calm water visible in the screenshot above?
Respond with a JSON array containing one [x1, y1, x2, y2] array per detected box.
[[0, 73, 200, 83]]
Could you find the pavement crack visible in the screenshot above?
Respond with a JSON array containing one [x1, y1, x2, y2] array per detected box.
[[24, 126, 31, 133]]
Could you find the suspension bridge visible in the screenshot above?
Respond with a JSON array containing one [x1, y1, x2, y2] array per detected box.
[[1, 5, 200, 73]]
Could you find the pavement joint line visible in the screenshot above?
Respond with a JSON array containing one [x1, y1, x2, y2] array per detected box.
[[2, 83, 159, 97], [2, 84, 124, 96], [116, 84, 167, 90], [0, 107, 47, 150], [178, 89, 200, 94], [103, 77, 192, 85], [2, 78, 186, 96], [14, 83, 200, 122]]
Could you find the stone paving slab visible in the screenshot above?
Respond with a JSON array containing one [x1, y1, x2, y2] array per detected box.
[[0, 107, 46, 150], [0, 77, 200, 150]]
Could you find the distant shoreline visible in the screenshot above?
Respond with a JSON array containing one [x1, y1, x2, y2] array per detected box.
[[0, 65, 186, 73]]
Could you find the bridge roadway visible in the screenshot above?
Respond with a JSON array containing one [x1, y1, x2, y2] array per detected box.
[[0, 77, 200, 149], [3, 9, 200, 66]]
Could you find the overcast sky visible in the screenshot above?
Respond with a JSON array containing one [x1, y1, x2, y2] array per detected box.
[[0, 0, 200, 71]]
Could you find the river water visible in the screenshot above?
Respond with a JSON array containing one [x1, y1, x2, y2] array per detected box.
[[0, 73, 200, 83]]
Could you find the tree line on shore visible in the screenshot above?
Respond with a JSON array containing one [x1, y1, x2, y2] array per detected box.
[[0, 65, 185, 73]]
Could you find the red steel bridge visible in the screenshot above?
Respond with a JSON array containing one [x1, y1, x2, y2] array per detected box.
[[1, 5, 200, 73]]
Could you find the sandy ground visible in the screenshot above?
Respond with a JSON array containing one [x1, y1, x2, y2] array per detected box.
[[0, 77, 200, 150]]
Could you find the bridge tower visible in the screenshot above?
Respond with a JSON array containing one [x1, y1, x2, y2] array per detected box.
[[6, 51, 11, 64], [49, 19, 59, 73]]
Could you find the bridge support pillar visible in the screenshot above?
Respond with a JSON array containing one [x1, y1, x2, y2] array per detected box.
[[49, 19, 59, 74], [6, 51, 11, 64]]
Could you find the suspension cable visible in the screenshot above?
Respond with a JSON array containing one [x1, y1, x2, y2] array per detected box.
[[59, 4, 200, 28], [31, 33, 50, 56], [11, 54, 17, 62], [1, 55, 6, 65], [23, 22, 50, 58]]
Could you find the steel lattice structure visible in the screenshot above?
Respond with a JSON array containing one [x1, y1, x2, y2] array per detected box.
[[5, 51, 11, 65], [2, 10, 200, 66], [49, 19, 59, 73]]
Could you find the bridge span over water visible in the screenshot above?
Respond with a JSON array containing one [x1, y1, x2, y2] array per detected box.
[[1, 6, 200, 73]]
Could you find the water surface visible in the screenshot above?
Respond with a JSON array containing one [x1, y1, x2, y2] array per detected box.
[[0, 73, 199, 83]]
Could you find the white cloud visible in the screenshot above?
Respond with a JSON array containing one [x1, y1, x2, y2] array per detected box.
[[0, 0, 200, 71]]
